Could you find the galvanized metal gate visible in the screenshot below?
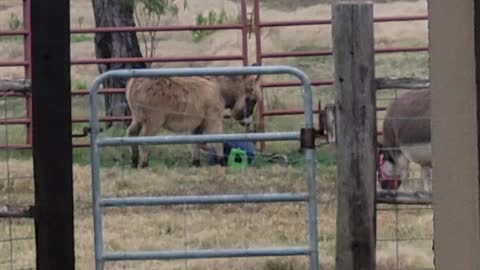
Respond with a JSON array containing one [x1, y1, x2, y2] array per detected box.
[[89, 66, 320, 270]]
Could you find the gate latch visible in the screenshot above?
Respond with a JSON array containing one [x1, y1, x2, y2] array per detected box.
[[300, 128, 316, 149]]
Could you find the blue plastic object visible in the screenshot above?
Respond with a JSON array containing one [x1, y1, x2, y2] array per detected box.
[[208, 141, 256, 165]]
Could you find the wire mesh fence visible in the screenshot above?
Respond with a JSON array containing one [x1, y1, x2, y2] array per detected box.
[[0, 91, 35, 270]]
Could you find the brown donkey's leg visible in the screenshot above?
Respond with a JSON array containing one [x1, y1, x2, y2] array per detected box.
[[138, 124, 151, 168], [127, 121, 142, 168], [191, 144, 201, 167], [191, 127, 203, 167], [204, 119, 225, 166], [138, 120, 162, 168]]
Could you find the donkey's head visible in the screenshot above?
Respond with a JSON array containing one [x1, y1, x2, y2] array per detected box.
[[377, 145, 403, 191], [230, 74, 262, 126]]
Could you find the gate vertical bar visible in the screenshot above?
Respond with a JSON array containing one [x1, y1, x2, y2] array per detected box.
[[298, 71, 320, 270], [253, 0, 266, 150], [31, 0, 75, 269], [90, 77, 105, 270], [333, 3, 377, 270], [240, 0, 251, 133]]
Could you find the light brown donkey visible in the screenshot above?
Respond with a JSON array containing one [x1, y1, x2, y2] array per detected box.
[[126, 74, 261, 168]]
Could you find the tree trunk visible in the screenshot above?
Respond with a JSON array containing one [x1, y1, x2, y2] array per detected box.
[[92, 0, 146, 128]]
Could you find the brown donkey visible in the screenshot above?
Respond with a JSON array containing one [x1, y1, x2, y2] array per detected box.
[[126, 74, 261, 168]]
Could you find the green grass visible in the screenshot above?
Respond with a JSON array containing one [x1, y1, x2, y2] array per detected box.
[[70, 34, 94, 43], [0, 148, 32, 161], [71, 136, 337, 170], [0, 35, 22, 42], [375, 51, 429, 78], [0, 32, 93, 44], [72, 79, 90, 90]]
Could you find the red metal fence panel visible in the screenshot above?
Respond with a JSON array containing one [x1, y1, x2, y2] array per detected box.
[[0, 0, 428, 149]]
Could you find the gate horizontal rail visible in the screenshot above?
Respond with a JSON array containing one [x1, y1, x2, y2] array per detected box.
[[103, 247, 310, 261], [97, 131, 299, 146], [100, 193, 309, 207]]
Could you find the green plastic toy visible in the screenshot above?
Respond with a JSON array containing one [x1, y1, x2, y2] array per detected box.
[[227, 148, 249, 169]]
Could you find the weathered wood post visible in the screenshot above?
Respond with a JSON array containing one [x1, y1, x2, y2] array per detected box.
[[332, 2, 377, 269]]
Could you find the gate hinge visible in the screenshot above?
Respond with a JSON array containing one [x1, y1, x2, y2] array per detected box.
[[300, 128, 316, 149]]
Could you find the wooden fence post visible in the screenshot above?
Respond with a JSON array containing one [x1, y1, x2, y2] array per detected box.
[[332, 2, 377, 270], [31, 0, 75, 269]]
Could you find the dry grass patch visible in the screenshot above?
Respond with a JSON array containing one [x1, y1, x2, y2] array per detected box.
[[0, 157, 433, 270]]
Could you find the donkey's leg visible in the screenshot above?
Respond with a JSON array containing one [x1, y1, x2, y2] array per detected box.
[[138, 121, 161, 168], [204, 119, 225, 166], [191, 144, 201, 167], [396, 153, 410, 190], [421, 166, 432, 193], [127, 120, 142, 169], [191, 127, 204, 167]]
